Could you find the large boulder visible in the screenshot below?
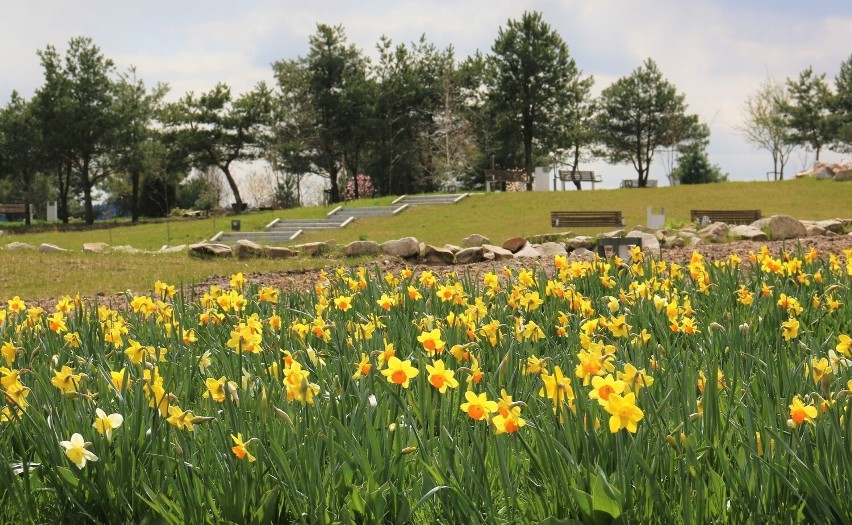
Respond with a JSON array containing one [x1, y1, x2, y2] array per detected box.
[[380, 237, 420, 258], [501, 237, 528, 253], [40, 243, 69, 253], [83, 242, 110, 253], [159, 244, 187, 253], [568, 247, 596, 262], [112, 245, 145, 254], [344, 240, 381, 257], [624, 230, 661, 258], [833, 168, 852, 181], [461, 234, 490, 248], [267, 246, 298, 259], [514, 243, 542, 258], [5, 242, 36, 251], [728, 225, 768, 241], [536, 242, 568, 258], [482, 244, 514, 261], [455, 247, 485, 264], [815, 219, 846, 233], [234, 239, 265, 259], [697, 222, 729, 243], [188, 243, 233, 258], [750, 215, 807, 240], [565, 235, 594, 250], [293, 241, 330, 256], [423, 245, 455, 264]]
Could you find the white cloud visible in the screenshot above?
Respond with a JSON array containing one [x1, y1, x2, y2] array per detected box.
[[1, 0, 850, 193]]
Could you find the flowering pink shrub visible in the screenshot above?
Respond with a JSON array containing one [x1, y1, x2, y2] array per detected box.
[[344, 174, 376, 200]]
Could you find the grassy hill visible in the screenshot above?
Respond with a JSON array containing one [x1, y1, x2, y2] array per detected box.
[[1, 177, 849, 301]]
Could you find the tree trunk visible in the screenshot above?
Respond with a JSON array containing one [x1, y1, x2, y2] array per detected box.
[[571, 145, 582, 190], [81, 156, 95, 225], [131, 169, 140, 223], [220, 165, 244, 211]]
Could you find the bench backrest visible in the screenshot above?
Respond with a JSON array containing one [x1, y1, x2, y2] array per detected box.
[[557, 170, 598, 182], [550, 210, 624, 227]]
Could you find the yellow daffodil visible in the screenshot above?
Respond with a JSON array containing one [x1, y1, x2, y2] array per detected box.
[[60, 433, 98, 469], [381, 356, 419, 388], [231, 433, 256, 462], [425, 359, 459, 394], [603, 392, 644, 433], [93, 408, 123, 441], [460, 390, 498, 421], [589, 374, 626, 405], [417, 328, 446, 356], [787, 395, 817, 428]]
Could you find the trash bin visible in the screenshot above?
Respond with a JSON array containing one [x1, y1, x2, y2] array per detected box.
[[231, 220, 241, 231]]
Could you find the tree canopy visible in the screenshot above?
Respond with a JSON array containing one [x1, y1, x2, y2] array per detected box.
[[596, 58, 704, 187]]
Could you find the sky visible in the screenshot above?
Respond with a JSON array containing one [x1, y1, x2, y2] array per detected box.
[[1, 0, 851, 196]]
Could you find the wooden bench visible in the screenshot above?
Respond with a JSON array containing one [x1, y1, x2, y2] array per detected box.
[[551, 211, 625, 228], [620, 179, 658, 188], [690, 209, 762, 225], [558, 170, 601, 189]]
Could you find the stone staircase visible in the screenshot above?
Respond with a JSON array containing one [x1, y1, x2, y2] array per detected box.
[[209, 193, 470, 245], [327, 204, 408, 219], [211, 215, 354, 244], [393, 193, 468, 206]]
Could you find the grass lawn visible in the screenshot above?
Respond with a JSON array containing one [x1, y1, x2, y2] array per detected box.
[[0, 178, 849, 302]]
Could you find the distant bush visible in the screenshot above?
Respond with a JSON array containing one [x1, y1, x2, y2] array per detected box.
[[344, 174, 376, 200]]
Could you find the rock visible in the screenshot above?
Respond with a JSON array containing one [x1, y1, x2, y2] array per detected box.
[[159, 244, 187, 253], [527, 232, 574, 244], [501, 237, 528, 253], [461, 234, 490, 248], [423, 245, 455, 264], [601, 229, 626, 238], [40, 243, 69, 253], [568, 247, 596, 262], [188, 243, 232, 258], [565, 235, 593, 250], [442, 244, 461, 253], [804, 224, 826, 237], [624, 230, 661, 258], [814, 166, 834, 180], [266, 246, 298, 259], [293, 242, 330, 256], [455, 247, 485, 264], [536, 242, 568, 258], [344, 240, 381, 257], [234, 239, 265, 259], [833, 168, 852, 181], [4, 242, 36, 251], [697, 222, 729, 243], [680, 232, 703, 246], [514, 243, 541, 258], [482, 244, 514, 261], [750, 215, 807, 240], [380, 237, 420, 258], [664, 236, 686, 248], [112, 245, 145, 254], [815, 219, 845, 233], [83, 242, 110, 253], [728, 225, 768, 241], [632, 225, 656, 234]]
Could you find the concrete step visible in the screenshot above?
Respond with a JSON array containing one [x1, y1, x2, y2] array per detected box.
[[329, 205, 407, 217], [393, 193, 468, 205], [211, 231, 302, 244]]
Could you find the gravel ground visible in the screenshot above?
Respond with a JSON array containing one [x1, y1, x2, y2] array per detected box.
[[187, 234, 852, 298]]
